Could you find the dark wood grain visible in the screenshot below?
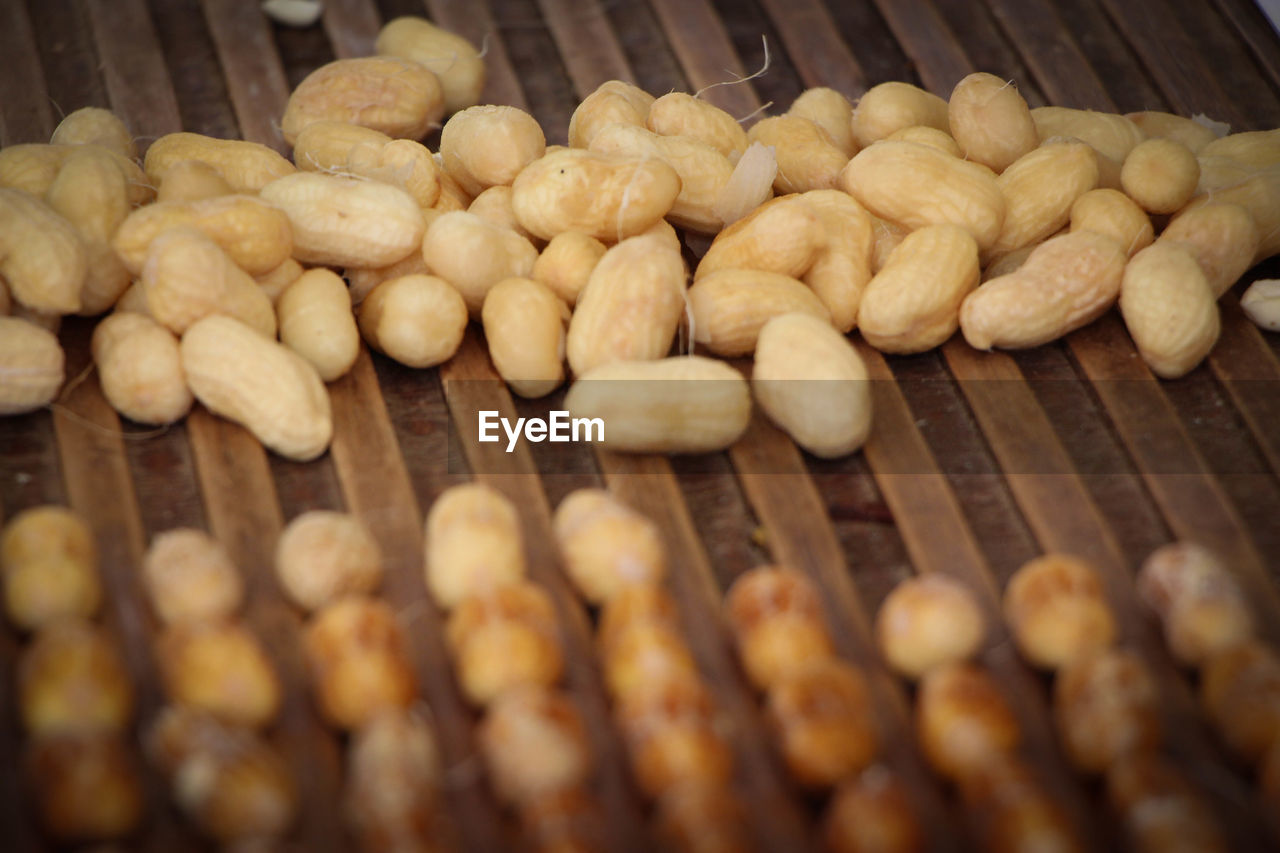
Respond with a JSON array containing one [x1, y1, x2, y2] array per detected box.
[[1209, 0, 1280, 92], [850, 0, 972, 95], [646, 0, 762, 120], [201, 0, 296, 151], [756, 0, 866, 98], [0, 2, 53, 145], [85, 0, 183, 147], [535, 0, 635, 96]]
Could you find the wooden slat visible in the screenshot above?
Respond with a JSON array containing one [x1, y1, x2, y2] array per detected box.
[[1209, 298, 1280, 479], [201, 0, 295, 151], [755, 0, 866, 98], [1209, 0, 1280, 92], [0, 2, 54, 144], [646, 0, 761, 119], [534, 0, 634, 96], [855, 0, 972, 94], [424, 0, 531, 110], [322, 0, 381, 60], [85, 0, 183, 145]]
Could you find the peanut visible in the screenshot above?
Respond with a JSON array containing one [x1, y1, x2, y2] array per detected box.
[[276, 268, 360, 382], [565, 231, 686, 376], [154, 159, 234, 203], [787, 87, 857, 158], [875, 574, 985, 680], [281, 56, 444, 145], [746, 115, 849, 194], [688, 268, 831, 357], [375, 16, 486, 115], [1200, 641, 1280, 762], [157, 620, 281, 728], [304, 596, 416, 730], [482, 277, 569, 398], [0, 187, 87, 314], [616, 678, 733, 796], [345, 242, 434, 307], [254, 257, 305, 304], [752, 312, 872, 458], [440, 105, 546, 197], [181, 314, 332, 460], [142, 528, 243, 626], [767, 659, 877, 788], [800, 189, 874, 332], [447, 582, 564, 706], [1137, 542, 1254, 667], [695, 193, 824, 281], [344, 708, 441, 851], [1126, 111, 1220, 154], [1198, 128, 1280, 167], [552, 489, 666, 604], [141, 227, 276, 337], [1054, 648, 1161, 775], [1068, 187, 1154, 258], [1003, 554, 1117, 671], [948, 72, 1038, 172], [294, 124, 441, 209], [916, 662, 1020, 779], [1120, 138, 1199, 214], [28, 732, 143, 843], [432, 168, 473, 212], [144, 132, 295, 194], [858, 223, 980, 353], [0, 317, 65, 416], [0, 143, 152, 207], [1106, 753, 1227, 853], [44, 146, 132, 315], [725, 566, 834, 690], [1119, 242, 1220, 379], [468, 185, 538, 243], [1030, 106, 1145, 177], [50, 107, 136, 160], [567, 80, 654, 149], [91, 312, 192, 425], [292, 121, 392, 170], [114, 193, 294, 276], [564, 356, 751, 454], [531, 230, 607, 306], [886, 124, 963, 156], [851, 81, 950, 149], [420, 210, 538, 315], [1159, 201, 1259, 297], [276, 511, 382, 613], [357, 273, 468, 368], [823, 770, 922, 853], [424, 482, 527, 610], [479, 687, 590, 804], [1184, 166, 1279, 264], [1241, 279, 1280, 332], [960, 230, 1127, 350], [20, 618, 134, 736], [988, 139, 1099, 258], [649, 92, 749, 158], [1, 506, 100, 632]]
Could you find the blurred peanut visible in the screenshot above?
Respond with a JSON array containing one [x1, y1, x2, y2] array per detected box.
[[375, 15, 486, 115], [276, 268, 360, 382], [1126, 111, 1219, 154], [425, 483, 527, 610], [482, 277, 568, 398], [1241, 279, 1280, 332], [305, 596, 416, 729], [142, 528, 243, 626], [91, 312, 193, 425], [19, 618, 133, 736], [0, 506, 99, 631], [446, 581, 564, 706], [552, 489, 666, 604], [276, 511, 383, 613], [158, 620, 282, 728]]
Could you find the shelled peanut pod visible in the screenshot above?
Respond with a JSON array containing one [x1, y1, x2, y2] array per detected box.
[[446, 579, 564, 706], [874, 573, 986, 680], [276, 510, 383, 613], [479, 685, 593, 805], [651, 782, 753, 853], [424, 482, 527, 610], [157, 619, 282, 729], [1105, 752, 1228, 853], [18, 617, 134, 737], [0, 505, 101, 632], [553, 488, 667, 605], [1136, 541, 1254, 667], [959, 759, 1085, 853], [27, 732, 144, 844], [822, 766, 924, 853], [765, 658, 878, 789], [1002, 553, 1117, 671], [344, 707, 442, 851], [1052, 648, 1162, 775], [142, 527, 243, 626], [916, 662, 1020, 780], [724, 565, 835, 691], [614, 675, 734, 799], [1199, 639, 1280, 764]]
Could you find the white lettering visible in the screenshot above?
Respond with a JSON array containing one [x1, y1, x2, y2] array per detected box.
[[478, 411, 499, 442], [479, 411, 603, 452], [549, 409, 569, 442], [526, 419, 547, 442], [573, 416, 604, 442], [501, 416, 525, 453]]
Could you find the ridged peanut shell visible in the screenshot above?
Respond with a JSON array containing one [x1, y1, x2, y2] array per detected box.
[[44, 148, 132, 316], [281, 56, 443, 145], [482, 277, 568, 398], [357, 274, 467, 369], [144, 133, 295, 193], [440, 105, 546, 198], [1160, 202, 1259, 297], [567, 81, 654, 150], [374, 16, 485, 115], [948, 72, 1038, 172], [50, 107, 136, 159], [747, 115, 850, 195], [113, 194, 294, 276], [648, 92, 748, 158], [141, 228, 276, 338], [1183, 166, 1279, 264], [989, 140, 1099, 257], [0, 317, 64, 415], [851, 82, 950, 149], [91, 312, 192, 425], [276, 269, 360, 382], [787, 87, 857, 157], [421, 211, 539, 315], [0, 188, 86, 314], [688, 269, 831, 357], [799, 190, 874, 333], [1030, 107, 1146, 165], [1126, 111, 1219, 154], [695, 194, 824, 280], [1068, 188, 1154, 258], [1119, 242, 1220, 379]]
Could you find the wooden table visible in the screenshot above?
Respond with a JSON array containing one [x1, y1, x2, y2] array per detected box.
[[2, 0, 1279, 850]]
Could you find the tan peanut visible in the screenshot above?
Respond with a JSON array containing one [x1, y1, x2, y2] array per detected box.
[[141, 227, 276, 338], [0, 187, 87, 314], [510, 147, 680, 242], [375, 16, 485, 115], [886, 125, 963, 156], [1183, 166, 1279, 264], [158, 620, 281, 728], [552, 489, 666, 604], [948, 72, 1038, 172], [1119, 242, 1220, 379], [424, 483, 527, 610], [1068, 188, 1154, 258], [565, 356, 752, 454], [649, 92, 749, 158], [839, 140, 1006, 252], [0, 317, 65, 416], [858, 224, 980, 353], [292, 121, 393, 171], [345, 248, 432, 306], [1, 505, 100, 631], [0, 143, 152, 207], [851, 81, 950, 149], [276, 511, 382, 613], [696, 194, 824, 280], [688, 269, 831, 357], [1198, 128, 1280, 167], [1159, 202, 1259, 298], [1241, 279, 1280, 332], [988, 139, 1099, 257], [304, 596, 415, 730], [1120, 138, 1200, 214], [1126, 111, 1220, 154], [181, 314, 332, 461], [567, 80, 654, 149], [752, 312, 872, 458], [144, 133, 295, 194], [50, 107, 136, 159], [281, 56, 444, 145], [336, 134, 441, 210], [1031, 106, 1145, 188], [254, 257, 305, 304], [421, 211, 538, 314], [91, 312, 192, 425], [142, 528, 243, 626], [565, 231, 686, 376], [440, 105, 546, 197], [468, 186, 537, 243], [260, 172, 424, 268], [960, 230, 1127, 350], [532, 231, 607, 306], [482, 277, 569, 398], [800, 189, 874, 333], [276, 269, 360, 382], [747, 115, 850, 195], [787, 87, 857, 158], [44, 147, 133, 315], [155, 160, 235, 203], [357, 274, 468, 369], [113, 194, 294, 276]]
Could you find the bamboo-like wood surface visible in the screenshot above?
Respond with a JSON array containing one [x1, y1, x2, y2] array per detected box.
[[1, 0, 1279, 849]]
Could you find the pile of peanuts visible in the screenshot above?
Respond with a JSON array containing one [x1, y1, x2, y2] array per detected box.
[[3, 14, 1275, 462]]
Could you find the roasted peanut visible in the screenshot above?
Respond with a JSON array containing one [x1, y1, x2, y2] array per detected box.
[[823, 767, 923, 853], [155, 159, 235, 203], [44, 146, 132, 315], [766, 659, 877, 788], [788, 87, 857, 157], [446, 581, 564, 706], [1159, 201, 1259, 297], [0, 316, 65, 417], [1120, 137, 1200, 214], [276, 268, 360, 382], [441, 105, 546, 197], [19, 618, 133, 736], [1106, 753, 1228, 853], [144, 132, 295, 193], [800, 189, 874, 332], [181, 314, 332, 461], [114, 193, 294, 276], [725, 565, 835, 691], [1241, 279, 1280, 331], [689, 268, 831, 357], [51, 107, 136, 159], [851, 81, 950, 149], [421, 210, 538, 314], [988, 139, 1098, 258], [375, 16, 486, 115], [615, 677, 733, 798], [276, 511, 382, 613], [532, 230, 607, 306], [747, 115, 849, 194], [305, 596, 416, 729], [142, 528, 243, 626], [27, 733, 143, 843], [1053, 648, 1160, 775], [1125, 111, 1220, 154], [652, 784, 751, 853], [344, 707, 441, 852], [480, 686, 591, 803], [567, 80, 655, 149], [650, 91, 749, 158], [357, 273, 468, 368], [875, 573, 986, 680], [961, 759, 1085, 853], [0, 187, 87, 314], [482, 277, 569, 398], [141, 227, 276, 337], [948, 72, 1038, 172], [1120, 242, 1220, 378], [281, 56, 444, 145], [916, 662, 1019, 779], [91, 311, 192, 424], [602, 621, 701, 703], [553, 489, 666, 604], [1003, 554, 1116, 671], [695, 193, 824, 281], [424, 482, 527, 610], [1137, 541, 1254, 667], [1068, 187, 1154, 257], [158, 620, 281, 728]]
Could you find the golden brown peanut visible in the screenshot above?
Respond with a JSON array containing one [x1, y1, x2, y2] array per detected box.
[[469, 185, 538, 243], [155, 159, 235, 203], [650, 92, 749, 158], [886, 124, 963, 156], [1053, 648, 1160, 775], [858, 223, 980, 353], [1136, 541, 1253, 667], [688, 268, 831, 357], [1119, 242, 1220, 379], [357, 273, 468, 369], [158, 620, 281, 728], [652, 783, 751, 853], [254, 256, 305, 304], [19, 618, 133, 736], [1160, 201, 1259, 297], [345, 246, 432, 306], [800, 189, 874, 332], [0, 187, 86, 314], [1068, 187, 1154, 257], [482, 277, 568, 399], [27, 733, 143, 843], [0, 316, 65, 417], [441, 105, 546, 197], [519, 788, 608, 853], [695, 193, 824, 281], [565, 231, 686, 376], [948, 72, 1038, 172], [602, 621, 701, 703], [1120, 137, 1200, 214], [1201, 640, 1280, 763], [1003, 554, 1116, 671], [599, 582, 683, 655], [425, 482, 527, 610], [788, 87, 857, 157], [767, 659, 877, 788], [590, 122, 735, 233], [421, 210, 538, 314], [532, 230, 607, 306], [1, 506, 96, 581], [1242, 279, 1280, 332], [553, 488, 666, 604], [141, 227, 277, 337], [1, 507, 99, 632], [1199, 128, 1280, 167], [144, 132, 295, 194], [281, 56, 443, 145], [851, 81, 950, 149], [147, 706, 296, 843], [91, 311, 192, 425], [44, 146, 132, 315], [275, 268, 360, 382], [480, 686, 591, 804], [1106, 753, 1228, 853], [567, 80, 655, 149], [725, 565, 835, 691], [747, 115, 849, 195], [961, 759, 1085, 853], [959, 230, 1127, 350], [305, 596, 416, 729], [142, 528, 243, 626], [839, 140, 1006, 252], [374, 15, 485, 115], [916, 662, 1019, 779], [276, 511, 382, 613], [182, 314, 332, 460], [113, 193, 294, 276], [752, 311, 872, 458], [446, 581, 564, 706], [875, 573, 985, 680], [823, 767, 923, 853], [615, 677, 733, 798], [345, 707, 441, 851], [510, 147, 681, 242], [1184, 165, 1280, 264], [1126, 111, 1220, 154], [50, 107, 136, 158], [566, 356, 752, 455], [989, 139, 1099, 257], [260, 172, 424, 268], [1030, 106, 1146, 167]]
